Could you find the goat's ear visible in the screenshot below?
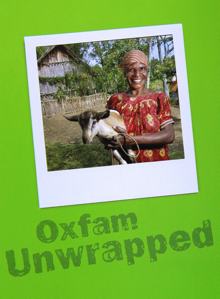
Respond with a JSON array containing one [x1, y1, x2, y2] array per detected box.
[[97, 110, 110, 120], [63, 114, 79, 122]]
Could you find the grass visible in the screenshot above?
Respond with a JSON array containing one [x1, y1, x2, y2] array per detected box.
[[46, 142, 185, 171], [169, 150, 184, 160], [46, 143, 112, 171]]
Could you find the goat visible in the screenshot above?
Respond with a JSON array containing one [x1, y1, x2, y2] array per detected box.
[[64, 109, 136, 164]]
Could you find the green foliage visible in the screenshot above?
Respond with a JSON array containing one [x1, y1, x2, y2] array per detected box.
[[65, 72, 95, 96], [38, 36, 176, 96], [150, 57, 176, 81], [55, 87, 66, 103], [89, 38, 149, 94], [36, 46, 48, 59], [169, 150, 185, 160], [39, 76, 66, 85], [64, 43, 89, 61], [46, 143, 112, 171], [149, 79, 163, 91], [45, 141, 183, 171], [39, 72, 95, 96]]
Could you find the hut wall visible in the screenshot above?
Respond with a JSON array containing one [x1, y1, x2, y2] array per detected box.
[[40, 82, 58, 95], [39, 62, 76, 78], [38, 48, 77, 78]]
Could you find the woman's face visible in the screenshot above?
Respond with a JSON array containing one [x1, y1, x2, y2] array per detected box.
[[125, 62, 147, 92]]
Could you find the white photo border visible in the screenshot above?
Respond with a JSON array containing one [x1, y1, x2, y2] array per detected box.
[[25, 24, 198, 208]]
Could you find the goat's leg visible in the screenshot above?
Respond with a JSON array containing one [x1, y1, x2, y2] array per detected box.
[[112, 149, 127, 164]]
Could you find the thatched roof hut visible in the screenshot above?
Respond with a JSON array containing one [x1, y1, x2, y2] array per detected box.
[[38, 45, 79, 78]]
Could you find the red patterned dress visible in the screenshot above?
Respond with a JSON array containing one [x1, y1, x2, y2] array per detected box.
[[106, 92, 174, 162]]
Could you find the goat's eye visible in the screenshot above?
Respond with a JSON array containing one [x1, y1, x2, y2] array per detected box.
[[92, 120, 97, 127]]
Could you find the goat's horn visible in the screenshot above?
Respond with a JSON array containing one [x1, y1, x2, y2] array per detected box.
[[63, 114, 79, 122]]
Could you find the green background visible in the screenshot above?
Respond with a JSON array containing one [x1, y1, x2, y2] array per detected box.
[[0, 1, 220, 298]]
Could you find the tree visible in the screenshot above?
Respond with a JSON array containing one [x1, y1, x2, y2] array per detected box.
[[86, 38, 149, 94], [150, 35, 175, 95], [38, 35, 176, 97]]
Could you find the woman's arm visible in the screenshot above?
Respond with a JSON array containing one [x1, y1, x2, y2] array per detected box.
[[112, 123, 175, 147]]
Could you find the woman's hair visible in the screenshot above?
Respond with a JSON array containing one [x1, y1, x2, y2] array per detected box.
[[120, 49, 148, 71]]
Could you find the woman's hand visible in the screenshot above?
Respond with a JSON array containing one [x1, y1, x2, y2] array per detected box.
[[113, 126, 127, 134], [104, 126, 127, 149], [105, 123, 175, 150]]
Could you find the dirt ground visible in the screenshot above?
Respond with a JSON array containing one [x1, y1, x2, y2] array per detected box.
[[43, 105, 184, 158]]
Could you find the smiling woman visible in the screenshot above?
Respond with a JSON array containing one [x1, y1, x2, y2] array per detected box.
[[106, 49, 175, 163]]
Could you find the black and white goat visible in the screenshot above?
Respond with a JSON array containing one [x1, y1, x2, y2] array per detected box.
[[64, 109, 136, 164]]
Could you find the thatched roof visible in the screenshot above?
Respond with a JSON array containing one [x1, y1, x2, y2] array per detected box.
[[37, 45, 79, 65]]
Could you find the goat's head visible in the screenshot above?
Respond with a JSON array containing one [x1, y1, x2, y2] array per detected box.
[[64, 110, 110, 144]]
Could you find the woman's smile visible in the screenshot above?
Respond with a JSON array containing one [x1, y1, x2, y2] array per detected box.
[[125, 62, 147, 95]]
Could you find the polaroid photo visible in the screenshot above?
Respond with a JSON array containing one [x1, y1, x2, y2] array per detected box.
[[25, 24, 198, 208]]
